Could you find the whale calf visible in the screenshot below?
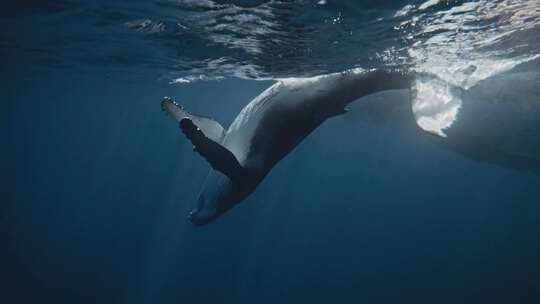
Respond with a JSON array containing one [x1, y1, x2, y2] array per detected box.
[[162, 68, 412, 225]]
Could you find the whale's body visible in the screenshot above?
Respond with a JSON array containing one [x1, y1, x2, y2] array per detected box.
[[162, 68, 411, 225]]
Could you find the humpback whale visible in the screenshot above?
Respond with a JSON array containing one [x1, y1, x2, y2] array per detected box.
[[162, 68, 412, 225]]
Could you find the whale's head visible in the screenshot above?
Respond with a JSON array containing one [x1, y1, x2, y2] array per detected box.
[[188, 170, 248, 226]]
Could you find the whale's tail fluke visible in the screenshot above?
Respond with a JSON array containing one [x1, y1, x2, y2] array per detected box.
[[410, 74, 465, 138], [332, 68, 464, 138]]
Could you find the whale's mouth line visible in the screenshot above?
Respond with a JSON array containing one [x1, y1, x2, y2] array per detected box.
[[187, 210, 201, 225], [188, 209, 217, 227], [188, 194, 222, 226], [188, 195, 208, 226]]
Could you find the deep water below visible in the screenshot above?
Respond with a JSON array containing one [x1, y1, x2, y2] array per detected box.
[[2, 63, 540, 304]]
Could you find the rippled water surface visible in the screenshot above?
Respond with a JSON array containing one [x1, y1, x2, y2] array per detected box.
[[4, 1, 539, 78]]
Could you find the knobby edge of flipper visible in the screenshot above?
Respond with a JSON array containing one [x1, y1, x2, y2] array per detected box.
[[179, 118, 245, 181], [161, 97, 226, 143]]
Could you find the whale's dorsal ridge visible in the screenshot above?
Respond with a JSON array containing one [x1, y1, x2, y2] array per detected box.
[[161, 97, 226, 143]]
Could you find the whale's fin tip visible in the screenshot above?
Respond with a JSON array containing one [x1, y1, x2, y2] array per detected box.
[[161, 97, 226, 143], [179, 118, 243, 181]]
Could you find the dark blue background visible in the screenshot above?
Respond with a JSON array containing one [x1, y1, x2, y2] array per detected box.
[[2, 0, 540, 300], [2, 58, 540, 304]]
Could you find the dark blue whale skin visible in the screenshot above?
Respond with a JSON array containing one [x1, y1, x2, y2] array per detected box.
[[162, 68, 411, 225]]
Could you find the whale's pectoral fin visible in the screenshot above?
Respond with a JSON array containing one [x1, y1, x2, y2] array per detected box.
[[180, 118, 243, 181], [161, 97, 225, 143]]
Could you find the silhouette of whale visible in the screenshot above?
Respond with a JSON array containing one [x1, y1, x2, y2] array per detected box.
[[162, 68, 412, 225]]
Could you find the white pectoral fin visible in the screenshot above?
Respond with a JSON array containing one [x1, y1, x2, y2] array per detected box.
[[161, 97, 226, 143], [179, 118, 243, 181], [410, 75, 464, 138]]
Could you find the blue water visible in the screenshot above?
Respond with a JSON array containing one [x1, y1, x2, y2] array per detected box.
[[2, 1, 540, 303]]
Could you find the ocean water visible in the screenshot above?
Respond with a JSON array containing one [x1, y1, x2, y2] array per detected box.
[[2, 1, 540, 303]]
